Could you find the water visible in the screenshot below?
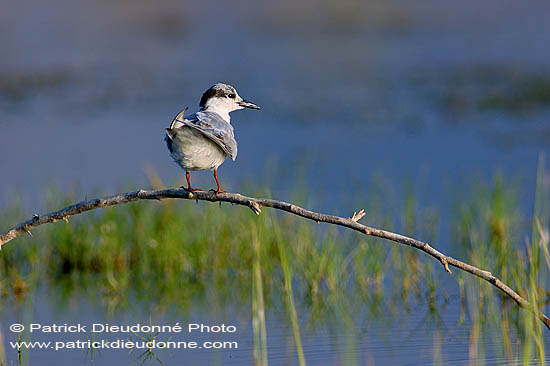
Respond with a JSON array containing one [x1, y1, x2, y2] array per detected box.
[[0, 287, 485, 365], [1, 0, 550, 364]]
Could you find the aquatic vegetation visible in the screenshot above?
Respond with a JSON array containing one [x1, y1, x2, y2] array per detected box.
[[1, 164, 550, 364]]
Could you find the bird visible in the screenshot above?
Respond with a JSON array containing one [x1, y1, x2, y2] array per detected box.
[[164, 83, 260, 194]]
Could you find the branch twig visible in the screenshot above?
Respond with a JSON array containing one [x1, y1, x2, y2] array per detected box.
[[1, 188, 549, 329]]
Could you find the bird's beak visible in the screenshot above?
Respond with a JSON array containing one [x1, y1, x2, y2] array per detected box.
[[238, 99, 260, 110]]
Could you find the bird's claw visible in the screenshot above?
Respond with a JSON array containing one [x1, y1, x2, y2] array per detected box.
[[180, 186, 202, 192]]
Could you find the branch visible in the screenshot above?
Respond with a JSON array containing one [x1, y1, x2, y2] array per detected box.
[[1, 188, 549, 329]]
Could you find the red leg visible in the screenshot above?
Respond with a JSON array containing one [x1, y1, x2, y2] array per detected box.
[[213, 169, 226, 194], [182, 171, 201, 192]]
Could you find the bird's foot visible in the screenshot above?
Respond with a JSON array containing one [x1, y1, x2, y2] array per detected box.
[[180, 186, 202, 192], [209, 189, 226, 194]]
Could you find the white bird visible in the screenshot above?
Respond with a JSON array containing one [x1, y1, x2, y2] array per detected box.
[[165, 83, 260, 193]]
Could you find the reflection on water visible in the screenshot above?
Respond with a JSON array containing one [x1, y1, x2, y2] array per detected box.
[[1, 0, 550, 364]]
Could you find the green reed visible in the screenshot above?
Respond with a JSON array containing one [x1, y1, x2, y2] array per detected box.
[[453, 156, 550, 365], [0, 162, 549, 364]]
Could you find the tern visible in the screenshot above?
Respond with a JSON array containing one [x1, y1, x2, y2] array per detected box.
[[165, 83, 260, 193]]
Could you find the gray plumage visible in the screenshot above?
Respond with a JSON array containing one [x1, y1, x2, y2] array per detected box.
[[165, 109, 237, 171]]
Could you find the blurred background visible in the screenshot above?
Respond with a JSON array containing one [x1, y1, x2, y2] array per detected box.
[[1, 0, 549, 203], [1, 0, 550, 365]]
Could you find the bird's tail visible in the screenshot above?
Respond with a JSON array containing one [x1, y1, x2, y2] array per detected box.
[[169, 107, 188, 129]]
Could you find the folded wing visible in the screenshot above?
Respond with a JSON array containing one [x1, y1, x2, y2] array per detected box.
[[165, 109, 238, 161]]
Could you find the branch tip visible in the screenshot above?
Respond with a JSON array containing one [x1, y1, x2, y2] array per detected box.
[[440, 258, 452, 274], [249, 201, 262, 215], [350, 209, 366, 222]]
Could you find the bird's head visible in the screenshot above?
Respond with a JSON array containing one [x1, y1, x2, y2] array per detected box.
[[199, 83, 260, 118]]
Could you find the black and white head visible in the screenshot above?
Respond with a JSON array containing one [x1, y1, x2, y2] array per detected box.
[[199, 83, 260, 120]]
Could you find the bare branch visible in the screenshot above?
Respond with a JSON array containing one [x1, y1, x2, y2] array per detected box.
[[1, 188, 549, 329]]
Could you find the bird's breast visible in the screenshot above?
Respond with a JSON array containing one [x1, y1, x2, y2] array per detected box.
[[167, 127, 227, 171]]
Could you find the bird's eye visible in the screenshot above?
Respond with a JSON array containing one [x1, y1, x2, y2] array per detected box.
[[228, 94, 236, 99]]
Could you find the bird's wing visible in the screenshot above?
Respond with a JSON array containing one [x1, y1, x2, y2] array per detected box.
[[167, 110, 238, 160]]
